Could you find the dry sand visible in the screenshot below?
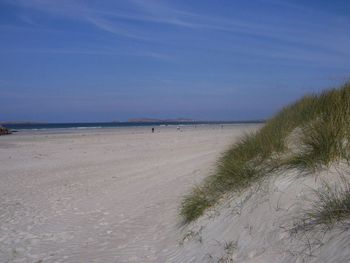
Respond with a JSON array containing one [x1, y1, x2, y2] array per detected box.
[[0, 124, 259, 262], [175, 167, 350, 263]]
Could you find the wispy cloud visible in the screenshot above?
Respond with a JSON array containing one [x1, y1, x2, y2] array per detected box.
[[120, 0, 350, 55], [7, 0, 350, 58], [9, 0, 158, 40], [2, 0, 350, 67], [0, 47, 174, 62]]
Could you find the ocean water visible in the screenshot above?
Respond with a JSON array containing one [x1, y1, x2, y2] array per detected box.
[[2, 121, 262, 132]]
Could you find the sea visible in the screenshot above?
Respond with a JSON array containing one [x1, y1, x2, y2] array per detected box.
[[2, 121, 263, 132]]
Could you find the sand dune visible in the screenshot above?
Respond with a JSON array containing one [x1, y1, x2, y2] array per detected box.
[[174, 166, 350, 263], [0, 125, 259, 262]]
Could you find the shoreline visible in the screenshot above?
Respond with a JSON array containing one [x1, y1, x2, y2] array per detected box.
[[3, 123, 262, 136], [2, 121, 264, 132]]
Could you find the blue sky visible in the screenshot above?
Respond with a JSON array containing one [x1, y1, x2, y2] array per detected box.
[[1, 0, 350, 122]]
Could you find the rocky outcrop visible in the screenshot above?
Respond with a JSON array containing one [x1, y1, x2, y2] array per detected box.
[[0, 126, 11, 135]]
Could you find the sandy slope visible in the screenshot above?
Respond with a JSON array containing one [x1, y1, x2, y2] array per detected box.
[[0, 125, 258, 262], [175, 165, 350, 263]]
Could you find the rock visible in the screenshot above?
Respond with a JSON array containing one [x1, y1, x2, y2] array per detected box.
[[0, 126, 12, 135]]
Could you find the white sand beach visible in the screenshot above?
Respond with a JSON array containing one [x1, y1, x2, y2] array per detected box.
[[0, 124, 259, 262]]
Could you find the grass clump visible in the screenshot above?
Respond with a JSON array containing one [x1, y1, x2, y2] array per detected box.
[[287, 87, 350, 170], [181, 83, 350, 223], [299, 176, 350, 231], [181, 187, 213, 222]]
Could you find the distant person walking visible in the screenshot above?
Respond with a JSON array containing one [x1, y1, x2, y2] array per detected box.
[[152, 127, 155, 133]]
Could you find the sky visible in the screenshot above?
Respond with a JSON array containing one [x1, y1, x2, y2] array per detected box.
[[0, 0, 350, 122]]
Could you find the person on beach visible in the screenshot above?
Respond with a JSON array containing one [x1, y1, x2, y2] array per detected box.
[[152, 127, 154, 133]]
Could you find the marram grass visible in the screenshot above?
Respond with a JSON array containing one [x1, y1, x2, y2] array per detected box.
[[297, 176, 350, 231], [181, 83, 350, 223]]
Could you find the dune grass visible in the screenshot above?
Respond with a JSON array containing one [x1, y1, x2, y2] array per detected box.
[[287, 87, 350, 170], [298, 176, 350, 231], [181, 83, 350, 223]]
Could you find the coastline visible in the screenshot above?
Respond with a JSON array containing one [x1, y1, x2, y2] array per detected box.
[[1, 121, 264, 133], [2, 123, 261, 136]]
